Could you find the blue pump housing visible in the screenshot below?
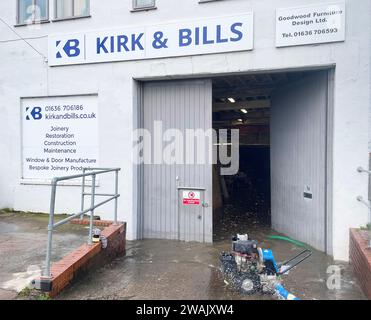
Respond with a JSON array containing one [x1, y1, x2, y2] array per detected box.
[[261, 249, 301, 300], [261, 249, 279, 274]]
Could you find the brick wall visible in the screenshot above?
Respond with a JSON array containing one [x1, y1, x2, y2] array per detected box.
[[39, 222, 126, 298], [349, 229, 371, 300], [70, 219, 115, 227]]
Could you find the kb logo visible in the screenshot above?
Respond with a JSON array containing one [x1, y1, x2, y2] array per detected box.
[[26, 107, 43, 121], [56, 39, 81, 58]]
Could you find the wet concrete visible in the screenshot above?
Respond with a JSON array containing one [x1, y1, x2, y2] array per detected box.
[[58, 218, 366, 300], [0, 211, 88, 299], [0, 210, 365, 300]]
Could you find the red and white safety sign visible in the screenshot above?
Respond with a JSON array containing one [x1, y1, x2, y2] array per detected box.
[[182, 190, 201, 205]]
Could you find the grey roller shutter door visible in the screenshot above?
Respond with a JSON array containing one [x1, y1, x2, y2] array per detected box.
[[142, 80, 213, 242]]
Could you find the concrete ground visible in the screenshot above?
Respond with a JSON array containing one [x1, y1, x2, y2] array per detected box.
[[59, 215, 366, 300], [0, 210, 87, 300], [0, 210, 366, 300]]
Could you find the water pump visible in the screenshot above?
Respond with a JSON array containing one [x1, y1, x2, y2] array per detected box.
[[220, 234, 312, 300]]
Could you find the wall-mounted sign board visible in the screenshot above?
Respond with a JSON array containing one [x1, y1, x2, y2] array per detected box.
[[48, 13, 254, 66], [182, 190, 201, 206], [276, 2, 346, 47], [21, 95, 99, 179]]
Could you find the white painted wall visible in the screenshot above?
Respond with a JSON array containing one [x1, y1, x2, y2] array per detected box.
[[0, 0, 370, 261]]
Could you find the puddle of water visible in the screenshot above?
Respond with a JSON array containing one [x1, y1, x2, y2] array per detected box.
[[1, 265, 41, 293], [58, 236, 366, 300], [0, 222, 20, 234]]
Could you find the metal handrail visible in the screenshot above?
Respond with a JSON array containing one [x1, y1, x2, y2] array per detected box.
[[356, 167, 371, 248], [43, 167, 121, 278]]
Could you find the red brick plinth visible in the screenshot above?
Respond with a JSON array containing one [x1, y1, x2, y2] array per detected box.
[[70, 219, 115, 227], [349, 229, 371, 300], [39, 222, 126, 298]]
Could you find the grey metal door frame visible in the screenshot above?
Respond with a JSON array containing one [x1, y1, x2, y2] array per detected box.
[[325, 68, 334, 256], [135, 67, 334, 255]]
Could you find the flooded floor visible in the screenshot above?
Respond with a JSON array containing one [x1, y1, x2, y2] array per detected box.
[[58, 218, 366, 300], [0, 210, 366, 300]]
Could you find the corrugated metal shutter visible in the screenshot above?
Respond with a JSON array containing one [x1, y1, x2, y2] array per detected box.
[[142, 80, 213, 242], [271, 71, 328, 251]]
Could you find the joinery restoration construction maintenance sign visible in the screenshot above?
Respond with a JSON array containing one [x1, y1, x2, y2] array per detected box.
[[21, 95, 99, 180], [48, 13, 254, 66]]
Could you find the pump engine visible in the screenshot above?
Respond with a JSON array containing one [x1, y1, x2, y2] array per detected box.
[[220, 234, 312, 298]]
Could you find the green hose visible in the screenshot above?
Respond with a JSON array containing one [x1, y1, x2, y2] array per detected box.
[[266, 235, 308, 248]]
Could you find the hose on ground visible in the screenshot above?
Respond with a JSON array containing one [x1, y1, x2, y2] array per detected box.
[[266, 235, 307, 248], [274, 283, 300, 300]]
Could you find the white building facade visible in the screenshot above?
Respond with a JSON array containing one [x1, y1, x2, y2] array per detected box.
[[0, 0, 370, 261]]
